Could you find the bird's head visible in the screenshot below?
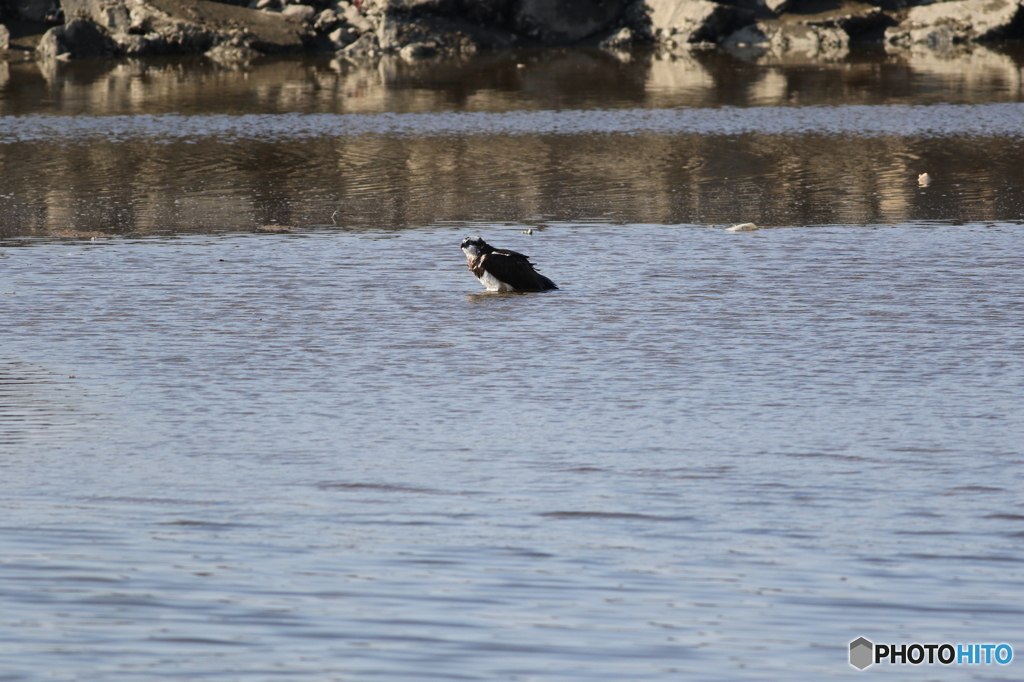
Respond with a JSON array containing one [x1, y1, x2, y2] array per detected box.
[[461, 236, 491, 258]]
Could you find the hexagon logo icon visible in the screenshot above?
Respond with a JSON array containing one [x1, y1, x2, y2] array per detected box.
[[850, 637, 874, 670]]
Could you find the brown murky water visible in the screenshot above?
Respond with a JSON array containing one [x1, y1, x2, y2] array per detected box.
[[1, 47, 1023, 680]]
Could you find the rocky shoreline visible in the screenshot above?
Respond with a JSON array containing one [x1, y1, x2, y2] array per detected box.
[[1, 0, 1023, 62]]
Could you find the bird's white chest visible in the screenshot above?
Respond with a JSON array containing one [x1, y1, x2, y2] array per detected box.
[[477, 269, 514, 293]]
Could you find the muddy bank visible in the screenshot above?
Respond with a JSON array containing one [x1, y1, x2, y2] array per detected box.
[[2, 0, 1024, 62]]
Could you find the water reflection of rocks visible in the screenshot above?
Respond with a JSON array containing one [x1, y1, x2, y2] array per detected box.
[[2, 47, 1024, 237], [6, 42, 1024, 113]]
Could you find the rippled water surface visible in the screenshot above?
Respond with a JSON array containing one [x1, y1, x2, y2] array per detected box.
[[2, 47, 1024, 679]]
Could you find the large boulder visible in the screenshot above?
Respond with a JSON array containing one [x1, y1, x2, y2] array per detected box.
[[648, 0, 754, 44], [143, 0, 309, 51], [36, 17, 118, 57], [886, 0, 1024, 47], [280, 3, 315, 21], [513, 0, 633, 43], [13, 0, 61, 21]]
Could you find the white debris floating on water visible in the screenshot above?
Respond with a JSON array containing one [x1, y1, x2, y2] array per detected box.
[[725, 223, 759, 232], [918, 172, 932, 187]]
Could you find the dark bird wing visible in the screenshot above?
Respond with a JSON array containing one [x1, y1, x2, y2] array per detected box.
[[483, 250, 558, 290]]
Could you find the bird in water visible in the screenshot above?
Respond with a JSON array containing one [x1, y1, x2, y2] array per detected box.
[[460, 236, 557, 292]]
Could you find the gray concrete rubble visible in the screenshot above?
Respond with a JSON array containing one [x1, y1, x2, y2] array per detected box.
[[885, 0, 1024, 49], [647, 0, 753, 45], [3, 0, 1024, 61], [722, 21, 849, 61]]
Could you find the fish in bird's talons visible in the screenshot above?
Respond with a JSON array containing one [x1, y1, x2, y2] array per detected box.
[[460, 236, 557, 292]]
